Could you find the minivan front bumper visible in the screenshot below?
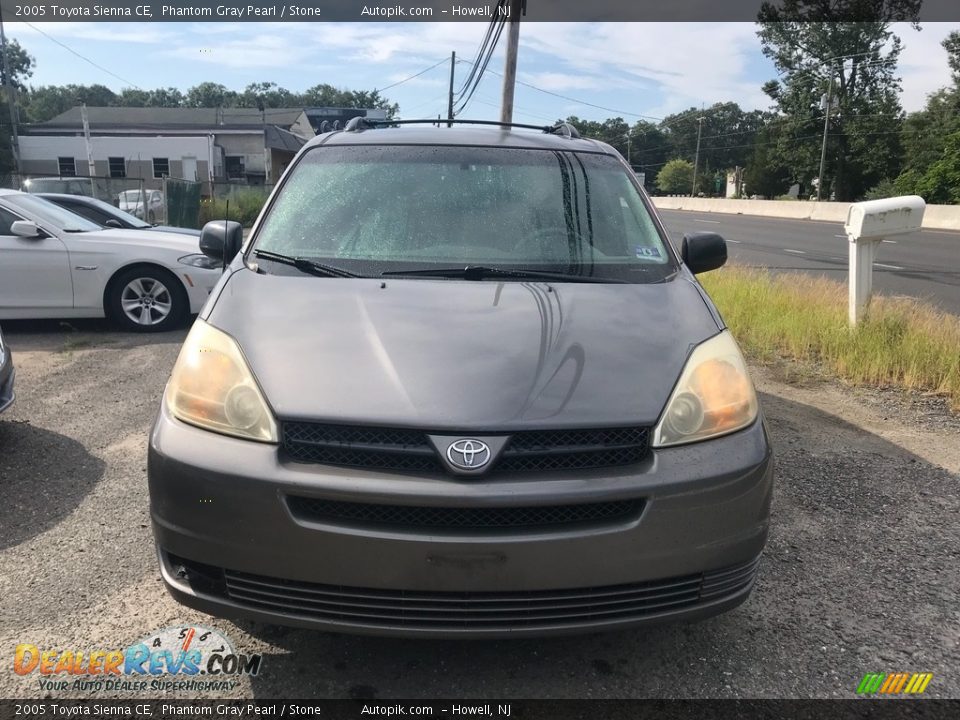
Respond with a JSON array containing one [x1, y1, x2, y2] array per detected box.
[[149, 404, 774, 638]]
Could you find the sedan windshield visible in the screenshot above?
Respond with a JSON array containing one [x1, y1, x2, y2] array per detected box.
[[252, 145, 675, 282], [4, 193, 103, 233]]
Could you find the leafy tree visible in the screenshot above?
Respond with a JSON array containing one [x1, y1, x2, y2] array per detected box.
[[744, 131, 790, 198], [656, 159, 694, 195], [661, 103, 771, 174], [184, 82, 238, 108], [1, 39, 35, 91], [756, 0, 920, 200], [23, 84, 118, 122], [0, 39, 35, 175], [944, 30, 960, 85]]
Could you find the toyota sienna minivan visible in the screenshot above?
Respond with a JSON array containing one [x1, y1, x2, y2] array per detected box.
[[149, 119, 774, 638]]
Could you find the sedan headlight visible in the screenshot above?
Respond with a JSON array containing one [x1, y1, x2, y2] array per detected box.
[[653, 330, 758, 447], [178, 253, 222, 270], [165, 319, 278, 442]]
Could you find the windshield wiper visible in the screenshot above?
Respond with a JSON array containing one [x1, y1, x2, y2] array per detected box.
[[381, 265, 627, 283], [253, 249, 359, 278]]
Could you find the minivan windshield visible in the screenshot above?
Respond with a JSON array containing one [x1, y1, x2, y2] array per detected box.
[[252, 145, 676, 282]]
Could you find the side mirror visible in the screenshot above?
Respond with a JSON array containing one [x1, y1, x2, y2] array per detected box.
[[10, 220, 43, 238], [681, 231, 727, 274], [104, 219, 123, 228], [199, 220, 244, 265]]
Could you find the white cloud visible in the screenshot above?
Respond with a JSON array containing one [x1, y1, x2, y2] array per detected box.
[[896, 22, 959, 111]]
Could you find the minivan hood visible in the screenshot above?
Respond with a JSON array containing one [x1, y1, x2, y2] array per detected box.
[[208, 270, 722, 429]]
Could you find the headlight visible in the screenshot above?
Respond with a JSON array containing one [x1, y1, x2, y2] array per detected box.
[[178, 253, 221, 270], [653, 330, 758, 447], [165, 319, 278, 442]]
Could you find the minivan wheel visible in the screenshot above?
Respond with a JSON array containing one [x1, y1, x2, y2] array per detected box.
[[108, 267, 187, 332]]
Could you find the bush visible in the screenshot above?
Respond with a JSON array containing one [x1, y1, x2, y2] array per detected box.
[[199, 190, 269, 227], [863, 179, 898, 200]]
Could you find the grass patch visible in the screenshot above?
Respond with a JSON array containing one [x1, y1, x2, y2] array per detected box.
[[699, 265, 960, 410], [199, 190, 269, 227]]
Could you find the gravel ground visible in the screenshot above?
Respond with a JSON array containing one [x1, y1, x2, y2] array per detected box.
[[0, 318, 957, 700]]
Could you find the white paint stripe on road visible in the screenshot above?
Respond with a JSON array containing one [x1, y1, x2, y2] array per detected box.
[[882, 239, 897, 244], [874, 262, 904, 270], [694, 219, 721, 224], [834, 234, 846, 238], [784, 249, 806, 254], [726, 239, 741, 243]]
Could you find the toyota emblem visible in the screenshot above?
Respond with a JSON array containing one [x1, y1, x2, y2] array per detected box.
[[446, 439, 492, 470]]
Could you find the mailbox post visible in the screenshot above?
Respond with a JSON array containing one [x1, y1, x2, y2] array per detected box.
[[843, 196, 925, 326]]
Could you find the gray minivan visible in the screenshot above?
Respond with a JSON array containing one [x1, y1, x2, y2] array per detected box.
[[149, 120, 774, 638]]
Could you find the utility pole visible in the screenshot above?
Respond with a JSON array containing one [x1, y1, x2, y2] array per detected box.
[[817, 63, 835, 202], [499, 0, 524, 124], [446, 51, 456, 127], [691, 116, 705, 196], [0, 13, 22, 182], [626, 133, 632, 166], [81, 103, 96, 177]]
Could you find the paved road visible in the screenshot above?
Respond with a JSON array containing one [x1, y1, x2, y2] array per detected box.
[[657, 209, 960, 315], [1, 321, 958, 699]]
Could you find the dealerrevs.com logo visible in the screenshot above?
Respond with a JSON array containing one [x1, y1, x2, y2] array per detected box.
[[14, 626, 263, 693]]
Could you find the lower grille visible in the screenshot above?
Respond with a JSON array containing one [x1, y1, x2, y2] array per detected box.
[[286, 496, 643, 530], [212, 557, 762, 631]]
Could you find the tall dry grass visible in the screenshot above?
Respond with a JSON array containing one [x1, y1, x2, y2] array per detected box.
[[699, 265, 960, 410]]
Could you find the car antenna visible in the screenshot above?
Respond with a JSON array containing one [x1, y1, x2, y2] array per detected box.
[[222, 200, 230, 272]]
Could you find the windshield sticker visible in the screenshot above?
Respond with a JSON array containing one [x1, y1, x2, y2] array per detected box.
[[635, 246, 661, 258]]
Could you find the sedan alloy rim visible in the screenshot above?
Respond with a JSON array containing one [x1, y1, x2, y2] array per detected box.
[[120, 278, 173, 326]]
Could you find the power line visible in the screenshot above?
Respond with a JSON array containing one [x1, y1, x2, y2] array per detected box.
[[454, 10, 507, 116], [376, 58, 450, 93], [21, 21, 142, 89]]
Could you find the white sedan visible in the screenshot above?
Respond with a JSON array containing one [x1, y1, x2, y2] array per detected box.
[[0, 190, 222, 332]]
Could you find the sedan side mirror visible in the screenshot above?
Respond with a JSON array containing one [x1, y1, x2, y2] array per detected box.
[[681, 231, 727, 274], [10, 220, 43, 238], [104, 219, 124, 229], [199, 220, 244, 265]]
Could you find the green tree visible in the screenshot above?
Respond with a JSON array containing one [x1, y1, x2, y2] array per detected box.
[[661, 103, 771, 174], [756, 1, 920, 200], [744, 132, 790, 198], [0, 39, 35, 175], [656, 159, 694, 195], [184, 82, 238, 108], [1, 39, 35, 91], [300, 84, 399, 118]]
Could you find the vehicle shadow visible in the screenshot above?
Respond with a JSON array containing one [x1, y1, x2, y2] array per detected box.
[[0, 420, 105, 551], [0, 318, 191, 352], [230, 390, 959, 699]]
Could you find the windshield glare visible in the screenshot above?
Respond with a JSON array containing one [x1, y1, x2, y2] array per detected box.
[[253, 145, 674, 282], [5, 194, 103, 232]]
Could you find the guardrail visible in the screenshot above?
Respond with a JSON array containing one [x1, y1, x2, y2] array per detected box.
[[651, 196, 960, 231]]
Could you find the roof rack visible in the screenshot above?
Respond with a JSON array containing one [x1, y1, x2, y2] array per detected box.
[[342, 117, 580, 138]]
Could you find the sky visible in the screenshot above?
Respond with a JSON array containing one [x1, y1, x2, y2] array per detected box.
[[6, 21, 960, 124]]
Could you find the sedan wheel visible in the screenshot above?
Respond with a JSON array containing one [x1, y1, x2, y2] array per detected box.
[[109, 267, 187, 332], [121, 277, 173, 327]]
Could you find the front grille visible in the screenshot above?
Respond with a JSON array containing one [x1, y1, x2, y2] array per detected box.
[[281, 422, 650, 475], [215, 556, 761, 631], [286, 496, 643, 530], [282, 422, 440, 472]]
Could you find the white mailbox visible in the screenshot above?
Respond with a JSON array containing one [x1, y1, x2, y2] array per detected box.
[[844, 195, 925, 326]]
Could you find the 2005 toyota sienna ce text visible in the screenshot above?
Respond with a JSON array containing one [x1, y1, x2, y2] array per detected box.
[[148, 120, 774, 638]]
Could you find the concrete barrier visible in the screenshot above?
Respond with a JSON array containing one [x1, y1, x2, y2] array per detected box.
[[651, 196, 960, 231]]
